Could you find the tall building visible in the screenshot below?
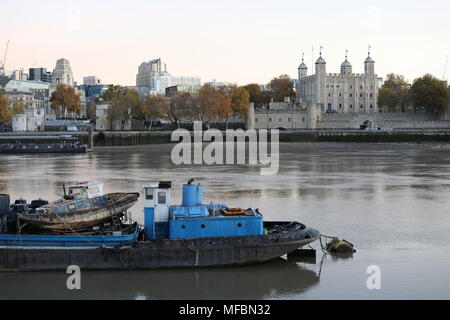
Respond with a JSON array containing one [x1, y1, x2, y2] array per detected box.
[[136, 58, 200, 95], [29, 68, 53, 83], [297, 49, 379, 113], [52, 58, 74, 86], [83, 76, 102, 85]]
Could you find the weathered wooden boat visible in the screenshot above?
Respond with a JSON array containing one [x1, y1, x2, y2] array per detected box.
[[0, 180, 320, 272], [18, 191, 140, 232]]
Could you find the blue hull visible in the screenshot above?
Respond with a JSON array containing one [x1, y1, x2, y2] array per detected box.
[[0, 226, 139, 247]]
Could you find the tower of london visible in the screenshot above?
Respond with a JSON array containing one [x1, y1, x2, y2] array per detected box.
[[297, 49, 379, 114]]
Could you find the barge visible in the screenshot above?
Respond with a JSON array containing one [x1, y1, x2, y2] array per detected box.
[[0, 180, 320, 271]]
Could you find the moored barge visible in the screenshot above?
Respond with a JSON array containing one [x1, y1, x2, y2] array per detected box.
[[0, 180, 320, 271]]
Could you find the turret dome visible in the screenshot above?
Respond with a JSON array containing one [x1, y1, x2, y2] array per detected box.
[[299, 62, 308, 69], [315, 56, 326, 64], [365, 55, 375, 63], [341, 59, 352, 68]]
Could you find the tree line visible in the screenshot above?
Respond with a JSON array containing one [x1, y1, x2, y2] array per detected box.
[[378, 74, 450, 115]]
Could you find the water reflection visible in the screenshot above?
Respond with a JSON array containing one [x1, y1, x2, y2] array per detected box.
[[0, 259, 319, 300]]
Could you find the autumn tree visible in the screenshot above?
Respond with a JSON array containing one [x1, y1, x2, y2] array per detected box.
[[138, 95, 170, 130], [168, 92, 195, 127], [243, 83, 262, 105], [199, 85, 233, 126], [378, 73, 410, 112], [101, 85, 125, 102], [107, 89, 140, 130], [0, 90, 11, 124], [230, 86, 250, 121], [410, 74, 450, 116], [11, 101, 26, 115], [268, 75, 295, 102], [50, 84, 81, 118]]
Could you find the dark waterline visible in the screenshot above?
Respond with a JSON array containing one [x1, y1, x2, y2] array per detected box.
[[1, 143, 450, 300]]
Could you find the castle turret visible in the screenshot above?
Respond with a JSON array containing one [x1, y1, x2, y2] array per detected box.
[[341, 50, 352, 75], [364, 47, 375, 75], [315, 48, 326, 104], [298, 53, 308, 79]]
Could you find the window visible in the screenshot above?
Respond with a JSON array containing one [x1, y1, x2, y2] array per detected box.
[[370, 104, 373, 109], [288, 118, 291, 122], [279, 118, 282, 122], [339, 104, 342, 109], [145, 188, 154, 200], [350, 94, 353, 97], [339, 93, 342, 97], [360, 105, 364, 109], [255, 118, 258, 122], [158, 192, 167, 205], [269, 118, 272, 122], [360, 94, 363, 97], [350, 105, 353, 109]]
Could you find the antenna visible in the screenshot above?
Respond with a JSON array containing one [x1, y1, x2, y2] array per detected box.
[[443, 55, 448, 81]]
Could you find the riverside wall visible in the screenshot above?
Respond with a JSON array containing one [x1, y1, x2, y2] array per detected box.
[[2, 130, 450, 146]]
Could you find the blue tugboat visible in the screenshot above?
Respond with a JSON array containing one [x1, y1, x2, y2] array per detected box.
[[0, 180, 320, 271]]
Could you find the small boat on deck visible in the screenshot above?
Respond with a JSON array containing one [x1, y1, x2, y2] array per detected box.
[[17, 182, 140, 233]]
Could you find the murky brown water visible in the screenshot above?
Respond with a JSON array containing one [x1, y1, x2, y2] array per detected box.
[[1, 143, 450, 299]]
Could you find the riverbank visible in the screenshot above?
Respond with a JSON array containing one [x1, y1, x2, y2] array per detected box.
[[2, 130, 450, 147]]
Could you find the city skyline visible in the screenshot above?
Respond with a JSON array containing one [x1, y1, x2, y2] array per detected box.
[[2, 0, 449, 86]]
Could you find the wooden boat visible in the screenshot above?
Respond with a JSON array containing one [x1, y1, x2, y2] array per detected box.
[[18, 183, 140, 233]]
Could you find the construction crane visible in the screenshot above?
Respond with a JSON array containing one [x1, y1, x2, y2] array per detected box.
[[0, 40, 10, 75]]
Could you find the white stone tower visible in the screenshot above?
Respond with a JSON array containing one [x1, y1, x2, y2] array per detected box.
[[341, 50, 353, 75], [315, 47, 326, 105], [364, 46, 375, 75]]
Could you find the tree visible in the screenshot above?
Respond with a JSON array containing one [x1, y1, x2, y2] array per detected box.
[[50, 84, 81, 118], [138, 95, 170, 130], [107, 89, 140, 130], [101, 85, 125, 102], [230, 86, 250, 120], [11, 101, 26, 115], [377, 73, 410, 112], [199, 85, 232, 126], [244, 83, 262, 105], [0, 90, 11, 124], [268, 74, 295, 102], [168, 92, 194, 127], [410, 74, 450, 116]]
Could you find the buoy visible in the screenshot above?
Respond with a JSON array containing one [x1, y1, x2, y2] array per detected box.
[[326, 237, 356, 253]]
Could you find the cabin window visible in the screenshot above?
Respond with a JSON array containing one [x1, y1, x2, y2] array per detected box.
[[158, 192, 167, 205], [68, 204, 76, 211], [89, 187, 100, 194], [145, 188, 154, 200]]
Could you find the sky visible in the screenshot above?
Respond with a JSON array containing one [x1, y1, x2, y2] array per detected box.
[[1, 0, 449, 86]]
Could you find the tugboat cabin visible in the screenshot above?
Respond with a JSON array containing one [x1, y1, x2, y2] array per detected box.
[[67, 181, 104, 200], [142, 180, 263, 240]]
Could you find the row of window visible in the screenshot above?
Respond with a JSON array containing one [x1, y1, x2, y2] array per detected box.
[[326, 85, 374, 89], [328, 93, 374, 98]]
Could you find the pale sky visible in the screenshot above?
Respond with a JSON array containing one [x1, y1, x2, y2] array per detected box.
[[1, 0, 449, 86]]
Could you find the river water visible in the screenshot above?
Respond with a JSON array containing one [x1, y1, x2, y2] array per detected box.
[[1, 143, 450, 300]]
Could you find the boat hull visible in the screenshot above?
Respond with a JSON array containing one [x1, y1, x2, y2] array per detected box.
[[0, 222, 320, 271], [19, 193, 139, 232]]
